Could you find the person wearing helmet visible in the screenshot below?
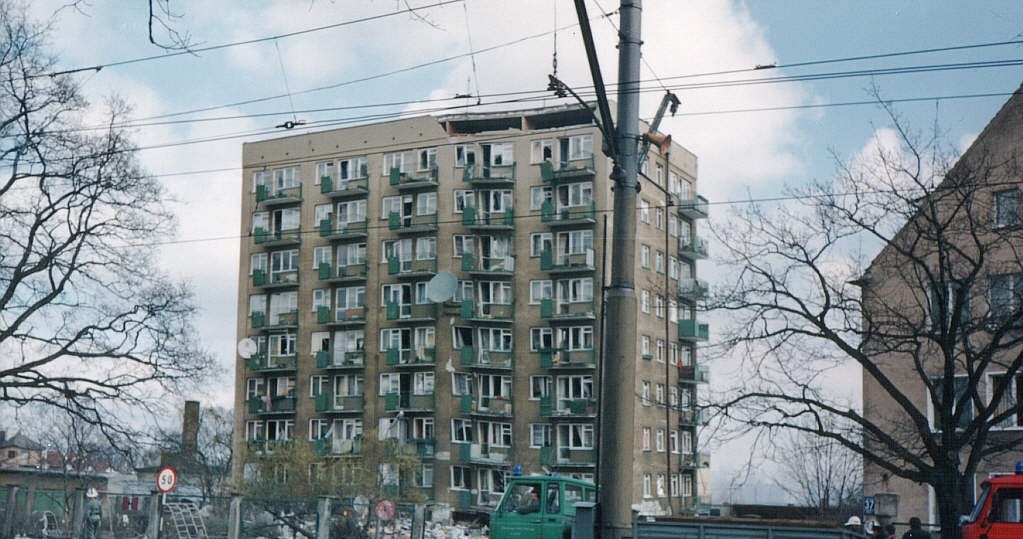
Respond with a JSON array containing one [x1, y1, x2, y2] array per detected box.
[[844, 515, 862, 533], [901, 517, 931, 539], [84, 488, 102, 539]]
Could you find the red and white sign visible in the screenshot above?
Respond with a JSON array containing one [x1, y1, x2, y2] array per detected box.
[[156, 466, 177, 493], [374, 499, 396, 521]]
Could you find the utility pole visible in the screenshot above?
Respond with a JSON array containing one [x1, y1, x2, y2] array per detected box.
[[599, 1, 643, 537]]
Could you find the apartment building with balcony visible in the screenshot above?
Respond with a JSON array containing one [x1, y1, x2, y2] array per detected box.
[[233, 103, 709, 517]]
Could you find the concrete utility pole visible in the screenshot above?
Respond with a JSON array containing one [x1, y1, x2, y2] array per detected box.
[[599, 1, 643, 538]]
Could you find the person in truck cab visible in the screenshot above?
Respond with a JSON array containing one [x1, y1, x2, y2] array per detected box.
[[901, 517, 930, 539]]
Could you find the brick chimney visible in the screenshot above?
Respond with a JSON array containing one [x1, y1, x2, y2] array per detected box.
[[181, 401, 200, 454]]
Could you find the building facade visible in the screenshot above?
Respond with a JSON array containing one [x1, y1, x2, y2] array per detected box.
[[861, 85, 1023, 526], [233, 104, 709, 516]]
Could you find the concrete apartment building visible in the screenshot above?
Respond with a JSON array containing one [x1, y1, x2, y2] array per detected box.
[[862, 85, 1023, 525], [233, 103, 709, 516]]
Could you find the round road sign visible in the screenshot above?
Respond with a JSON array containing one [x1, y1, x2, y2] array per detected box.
[[374, 499, 396, 521], [156, 466, 177, 493]]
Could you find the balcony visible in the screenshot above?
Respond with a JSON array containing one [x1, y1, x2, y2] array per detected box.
[[251, 269, 299, 290], [678, 235, 709, 260], [460, 300, 514, 322], [317, 262, 367, 283], [539, 396, 595, 418], [459, 394, 514, 417], [540, 299, 596, 321], [678, 364, 710, 384], [459, 347, 514, 370], [314, 393, 365, 413], [261, 310, 298, 331], [410, 438, 436, 459], [540, 348, 596, 369], [460, 253, 515, 277], [247, 354, 296, 373], [678, 407, 708, 426], [320, 176, 369, 200], [315, 349, 365, 370], [539, 249, 595, 274], [246, 439, 295, 455], [678, 319, 709, 341], [314, 436, 362, 456], [540, 201, 596, 227], [247, 396, 296, 414], [255, 184, 302, 207], [456, 442, 512, 466], [539, 446, 596, 467], [389, 167, 438, 190], [383, 347, 436, 367], [253, 227, 301, 247], [677, 194, 709, 220], [385, 302, 437, 322], [461, 207, 514, 230], [676, 278, 708, 302], [316, 306, 366, 327], [384, 392, 435, 412], [387, 257, 437, 278], [319, 218, 368, 241], [388, 211, 438, 234], [679, 451, 709, 469], [540, 157, 596, 183], [462, 163, 516, 186]]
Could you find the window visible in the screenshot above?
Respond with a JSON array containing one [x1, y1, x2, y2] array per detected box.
[[313, 246, 331, 270], [654, 295, 664, 318], [643, 475, 651, 498], [641, 427, 651, 451], [931, 374, 973, 431], [452, 372, 473, 395], [382, 196, 402, 219], [315, 161, 334, 186], [455, 144, 476, 167], [309, 375, 329, 398], [655, 383, 664, 405], [531, 327, 553, 351], [252, 169, 269, 193], [312, 289, 329, 312], [989, 373, 1023, 428], [639, 199, 650, 223], [530, 280, 553, 304], [417, 192, 438, 216], [568, 135, 593, 160], [313, 203, 332, 227], [452, 419, 473, 442], [415, 237, 436, 260], [451, 465, 472, 489], [531, 139, 554, 163], [310, 331, 329, 356], [530, 233, 552, 257], [379, 373, 400, 396], [655, 250, 664, 273], [273, 166, 300, 192], [557, 423, 593, 449], [453, 235, 474, 257], [484, 142, 514, 166], [530, 186, 553, 210], [989, 273, 1023, 324], [339, 156, 368, 180], [337, 243, 366, 267], [656, 429, 665, 452], [556, 375, 592, 411], [656, 474, 665, 497], [530, 376, 551, 400], [417, 464, 434, 487], [417, 147, 438, 171], [250, 253, 267, 276], [641, 381, 650, 405], [655, 207, 664, 230], [478, 374, 512, 400], [557, 326, 593, 350], [453, 190, 474, 213], [383, 150, 411, 175], [994, 189, 1021, 228], [640, 245, 650, 268], [669, 216, 679, 237], [556, 278, 593, 303], [530, 424, 553, 447], [641, 290, 650, 313], [670, 430, 679, 453], [641, 335, 651, 358], [337, 200, 366, 224], [335, 286, 365, 310], [480, 421, 513, 447]]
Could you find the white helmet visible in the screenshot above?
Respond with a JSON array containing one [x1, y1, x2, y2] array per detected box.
[[844, 516, 861, 527], [86, 488, 98, 498]]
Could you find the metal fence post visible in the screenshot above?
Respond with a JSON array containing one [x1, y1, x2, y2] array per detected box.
[[71, 488, 85, 539], [316, 497, 331, 539], [1, 486, 18, 539], [145, 493, 160, 539], [228, 496, 242, 539]]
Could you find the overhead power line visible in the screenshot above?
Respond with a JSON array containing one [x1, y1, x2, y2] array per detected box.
[[33, 0, 465, 78]]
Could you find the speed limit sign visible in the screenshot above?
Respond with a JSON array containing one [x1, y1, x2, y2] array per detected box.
[[156, 466, 177, 493]]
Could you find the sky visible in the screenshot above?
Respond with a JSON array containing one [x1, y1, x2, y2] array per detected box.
[[20, 0, 1023, 503]]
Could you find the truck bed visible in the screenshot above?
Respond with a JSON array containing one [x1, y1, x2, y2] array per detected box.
[[633, 516, 867, 539]]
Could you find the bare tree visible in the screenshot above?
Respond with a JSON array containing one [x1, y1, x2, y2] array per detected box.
[[709, 89, 1023, 537], [150, 405, 234, 501], [769, 425, 863, 518], [0, 1, 213, 454]]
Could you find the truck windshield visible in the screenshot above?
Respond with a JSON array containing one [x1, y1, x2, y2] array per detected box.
[[501, 482, 543, 514], [966, 485, 990, 524]]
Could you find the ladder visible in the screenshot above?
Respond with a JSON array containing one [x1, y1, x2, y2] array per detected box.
[[162, 502, 208, 539]]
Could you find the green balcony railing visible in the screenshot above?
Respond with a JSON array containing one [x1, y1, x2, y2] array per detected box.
[[389, 167, 438, 188], [314, 436, 362, 456], [247, 354, 296, 372], [319, 218, 368, 240], [384, 392, 435, 412], [540, 201, 596, 225], [460, 300, 514, 321], [388, 211, 438, 233], [677, 278, 709, 301], [252, 269, 266, 287], [678, 236, 709, 259], [539, 249, 595, 272], [540, 299, 595, 319], [256, 184, 302, 205], [314, 393, 365, 413], [458, 346, 513, 369], [330, 306, 367, 325], [541, 348, 596, 369], [250, 312, 265, 328], [387, 257, 437, 277], [248, 396, 296, 414], [320, 176, 369, 198], [678, 194, 709, 220], [318, 262, 368, 282], [385, 301, 437, 321], [539, 157, 596, 182], [463, 163, 516, 184], [678, 319, 709, 341], [315, 349, 365, 369], [384, 347, 436, 366], [461, 206, 515, 228]]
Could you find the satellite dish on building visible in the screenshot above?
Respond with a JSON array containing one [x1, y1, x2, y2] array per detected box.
[[426, 272, 457, 303], [237, 338, 258, 359]]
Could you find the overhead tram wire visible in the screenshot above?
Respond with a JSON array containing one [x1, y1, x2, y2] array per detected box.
[[30, 0, 466, 79]]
